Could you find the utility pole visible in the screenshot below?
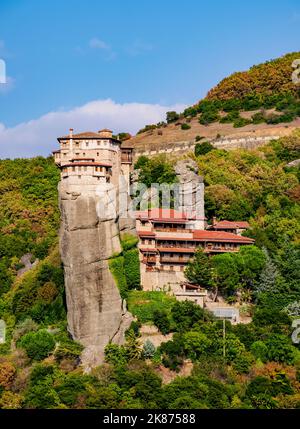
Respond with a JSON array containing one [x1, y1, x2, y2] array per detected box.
[[223, 318, 226, 359]]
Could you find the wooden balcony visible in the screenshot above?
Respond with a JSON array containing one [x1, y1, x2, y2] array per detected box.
[[142, 256, 156, 264], [121, 153, 132, 163], [160, 256, 191, 264]]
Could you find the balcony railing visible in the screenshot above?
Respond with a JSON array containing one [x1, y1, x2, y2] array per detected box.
[[160, 256, 191, 263], [143, 256, 156, 264]]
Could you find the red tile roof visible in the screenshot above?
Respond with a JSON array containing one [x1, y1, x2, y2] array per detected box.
[[212, 220, 250, 230], [192, 230, 254, 243], [138, 229, 254, 244], [138, 231, 156, 237], [57, 131, 120, 142]]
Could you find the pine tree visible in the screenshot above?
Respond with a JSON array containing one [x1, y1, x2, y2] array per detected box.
[[184, 248, 212, 288], [143, 340, 156, 359]]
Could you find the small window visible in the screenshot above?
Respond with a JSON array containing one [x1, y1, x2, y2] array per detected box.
[[97, 152, 99, 156], [72, 166, 75, 172], [84, 166, 87, 172], [78, 175, 81, 179], [86, 142, 89, 147]]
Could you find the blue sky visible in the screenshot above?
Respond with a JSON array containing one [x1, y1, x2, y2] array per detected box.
[[0, 0, 299, 157]]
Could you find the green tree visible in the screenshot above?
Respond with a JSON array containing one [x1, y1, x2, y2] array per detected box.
[[153, 310, 171, 335], [184, 248, 212, 288], [166, 111, 180, 123], [211, 253, 240, 298], [17, 329, 55, 361], [183, 331, 212, 361], [171, 300, 209, 332], [265, 334, 295, 364]]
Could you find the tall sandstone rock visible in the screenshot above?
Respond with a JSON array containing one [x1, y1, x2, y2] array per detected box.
[[59, 180, 134, 369]]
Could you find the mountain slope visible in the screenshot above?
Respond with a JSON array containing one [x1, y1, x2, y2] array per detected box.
[[129, 52, 300, 150]]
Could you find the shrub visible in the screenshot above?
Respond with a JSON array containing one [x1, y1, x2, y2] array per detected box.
[[105, 343, 127, 366], [194, 141, 214, 157], [0, 391, 22, 409], [171, 300, 208, 332], [251, 111, 266, 124], [13, 318, 39, 342], [251, 341, 268, 363], [37, 281, 58, 303], [160, 336, 185, 371], [143, 340, 156, 359], [153, 310, 171, 335], [166, 111, 180, 123], [233, 117, 252, 128], [121, 233, 139, 251], [109, 256, 128, 299], [181, 123, 191, 130], [134, 155, 149, 170], [123, 248, 141, 290], [265, 334, 296, 365], [182, 331, 212, 361], [127, 291, 176, 324], [198, 111, 220, 125], [17, 329, 56, 361], [0, 362, 16, 389]]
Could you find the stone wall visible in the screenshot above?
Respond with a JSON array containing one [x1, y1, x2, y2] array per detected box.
[[133, 135, 280, 161]]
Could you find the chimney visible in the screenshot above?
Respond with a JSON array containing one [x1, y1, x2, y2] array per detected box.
[[212, 216, 217, 226], [69, 128, 73, 138]]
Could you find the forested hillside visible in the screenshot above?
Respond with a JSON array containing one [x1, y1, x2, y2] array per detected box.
[[0, 132, 300, 408], [129, 52, 300, 150]]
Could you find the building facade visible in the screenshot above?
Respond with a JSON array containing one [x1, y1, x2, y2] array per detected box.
[[53, 128, 133, 186], [136, 208, 254, 291], [53, 128, 254, 298]]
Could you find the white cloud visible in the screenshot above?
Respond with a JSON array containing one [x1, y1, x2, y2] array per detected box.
[[87, 38, 116, 60], [0, 99, 187, 159], [126, 40, 154, 57], [89, 38, 110, 50]]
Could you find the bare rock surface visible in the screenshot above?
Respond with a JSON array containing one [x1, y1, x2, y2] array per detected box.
[[17, 253, 39, 276], [59, 181, 134, 368]]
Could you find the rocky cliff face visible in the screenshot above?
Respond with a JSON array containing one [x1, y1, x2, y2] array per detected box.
[[59, 180, 134, 369]]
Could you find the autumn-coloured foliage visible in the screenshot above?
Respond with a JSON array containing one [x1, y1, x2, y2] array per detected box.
[[0, 362, 16, 389], [206, 52, 300, 100]]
